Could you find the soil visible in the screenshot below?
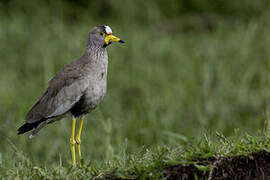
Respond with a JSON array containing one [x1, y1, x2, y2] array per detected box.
[[163, 150, 270, 180]]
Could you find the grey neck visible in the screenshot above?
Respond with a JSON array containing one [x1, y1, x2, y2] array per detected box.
[[86, 44, 106, 55], [85, 44, 107, 60]]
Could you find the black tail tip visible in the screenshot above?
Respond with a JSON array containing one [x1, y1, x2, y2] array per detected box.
[[17, 123, 35, 135]]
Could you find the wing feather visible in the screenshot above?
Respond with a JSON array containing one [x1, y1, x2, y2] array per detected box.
[[25, 56, 88, 123]]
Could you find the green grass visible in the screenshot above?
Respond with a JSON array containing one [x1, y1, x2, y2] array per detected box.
[[1, 1, 270, 179], [1, 132, 270, 179]]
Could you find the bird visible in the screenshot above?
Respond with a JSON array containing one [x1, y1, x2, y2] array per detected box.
[[17, 25, 124, 167]]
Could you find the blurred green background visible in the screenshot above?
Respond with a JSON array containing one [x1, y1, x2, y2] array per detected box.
[[1, 0, 270, 166]]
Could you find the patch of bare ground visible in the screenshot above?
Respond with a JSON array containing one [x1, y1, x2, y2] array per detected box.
[[163, 150, 270, 180]]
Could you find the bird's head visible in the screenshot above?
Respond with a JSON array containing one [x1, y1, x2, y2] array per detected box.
[[87, 25, 125, 48]]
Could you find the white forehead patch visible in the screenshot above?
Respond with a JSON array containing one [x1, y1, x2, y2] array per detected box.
[[104, 25, 112, 34]]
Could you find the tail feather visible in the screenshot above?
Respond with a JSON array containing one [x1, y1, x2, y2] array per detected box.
[[17, 119, 45, 135]]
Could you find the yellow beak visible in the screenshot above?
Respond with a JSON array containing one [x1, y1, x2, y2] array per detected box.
[[104, 34, 125, 45]]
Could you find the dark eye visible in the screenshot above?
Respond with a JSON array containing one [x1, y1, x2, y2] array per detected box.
[[100, 32, 103, 36]]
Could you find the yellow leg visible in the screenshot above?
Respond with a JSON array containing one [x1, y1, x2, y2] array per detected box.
[[76, 117, 84, 168], [70, 117, 76, 166]]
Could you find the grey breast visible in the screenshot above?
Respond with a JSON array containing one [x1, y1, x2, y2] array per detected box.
[[76, 50, 108, 114]]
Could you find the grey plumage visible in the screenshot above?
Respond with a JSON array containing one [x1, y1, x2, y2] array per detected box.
[[18, 25, 123, 137]]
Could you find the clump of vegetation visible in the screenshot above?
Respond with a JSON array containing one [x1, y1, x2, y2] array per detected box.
[[2, 133, 270, 179]]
